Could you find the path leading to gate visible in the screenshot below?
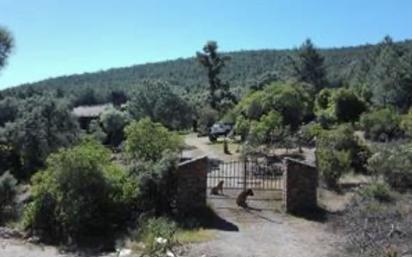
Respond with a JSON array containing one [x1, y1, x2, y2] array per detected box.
[[183, 134, 345, 257]]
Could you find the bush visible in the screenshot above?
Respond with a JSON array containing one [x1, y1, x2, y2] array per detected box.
[[333, 88, 366, 123], [300, 122, 323, 146], [360, 182, 393, 202], [128, 81, 193, 130], [128, 151, 179, 215], [316, 147, 351, 188], [317, 125, 370, 174], [197, 106, 219, 136], [360, 108, 402, 141], [135, 217, 178, 254], [367, 144, 412, 190], [125, 118, 183, 162], [234, 115, 251, 141], [247, 111, 283, 146], [23, 139, 136, 243], [100, 107, 130, 146], [400, 109, 412, 137], [232, 81, 313, 132], [0, 171, 17, 222], [88, 119, 107, 144], [316, 125, 370, 188]]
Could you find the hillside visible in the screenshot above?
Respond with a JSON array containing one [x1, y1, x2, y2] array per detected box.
[[2, 39, 412, 102]]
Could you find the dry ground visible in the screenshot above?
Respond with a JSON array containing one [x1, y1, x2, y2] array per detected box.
[[182, 134, 347, 257]]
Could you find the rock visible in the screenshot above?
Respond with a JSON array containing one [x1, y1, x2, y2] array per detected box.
[[118, 248, 133, 257], [0, 227, 24, 239], [26, 236, 40, 244]]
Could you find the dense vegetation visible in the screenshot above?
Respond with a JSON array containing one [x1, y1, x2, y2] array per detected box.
[[1, 37, 412, 107]]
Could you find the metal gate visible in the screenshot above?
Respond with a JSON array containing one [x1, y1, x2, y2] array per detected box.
[[207, 159, 284, 193]]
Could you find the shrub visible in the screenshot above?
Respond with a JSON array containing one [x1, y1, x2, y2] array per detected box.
[[316, 125, 371, 188], [88, 119, 107, 144], [333, 88, 366, 123], [135, 217, 178, 252], [100, 107, 130, 146], [128, 151, 179, 215], [232, 81, 313, 132], [316, 110, 336, 128], [367, 144, 412, 190], [400, 109, 412, 137], [0, 171, 17, 222], [125, 118, 183, 162], [360, 182, 393, 202], [247, 111, 283, 146], [197, 106, 219, 136], [23, 139, 136, 243], [316, 147, 351, 188], [300, 122, 323, 146], [360, 108, 402, 141], [317, 125, 370, 174], [128, 81, 193, 130], [234, 115, 251, 141]]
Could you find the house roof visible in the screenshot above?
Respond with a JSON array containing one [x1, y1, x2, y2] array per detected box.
[[72, 104, 112, 118]]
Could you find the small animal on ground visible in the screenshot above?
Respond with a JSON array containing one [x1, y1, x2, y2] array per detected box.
[[236, 189, 254, 208], [211, 180, 224, 195]]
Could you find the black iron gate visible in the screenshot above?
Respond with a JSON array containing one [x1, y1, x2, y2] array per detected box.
[[207, 159, 284, 192]]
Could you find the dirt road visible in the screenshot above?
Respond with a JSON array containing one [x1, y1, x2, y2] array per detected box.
[[184, 208, 342, 257], [183, 134, 344, 257], [0, 239, 114, 257]]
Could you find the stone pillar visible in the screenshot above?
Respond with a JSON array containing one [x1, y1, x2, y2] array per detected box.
[[176, 156, 208, 214], [283, 158, 318, 214]]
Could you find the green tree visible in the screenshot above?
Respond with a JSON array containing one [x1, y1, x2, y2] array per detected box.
[[248, 111, 283, 146], [100, 107, 129, 146], [88, 119, 107, 144], [0, 26, 13, 71], [0, 171, 17, 222], [333, 88, 366, 123], [360, 108, 402, 141], [197, 106, 219, 136], [23, 139, 135, 242], [125, 118, 183, 162], [291, 39, 327, 92], [128, 81, 193, 130], [2, 97, 79, 178], [0, 97, 18, 127], [196, 41, 237, 111], [370, 36, 412, 110]]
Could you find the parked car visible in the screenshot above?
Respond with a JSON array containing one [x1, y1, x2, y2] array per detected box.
[[208, 122, 234, 142]]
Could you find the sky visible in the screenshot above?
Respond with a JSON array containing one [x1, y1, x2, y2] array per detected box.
[[0, 0, 411, 89]]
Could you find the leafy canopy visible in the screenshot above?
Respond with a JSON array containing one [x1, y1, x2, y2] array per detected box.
[[125, 118, 183, 162]]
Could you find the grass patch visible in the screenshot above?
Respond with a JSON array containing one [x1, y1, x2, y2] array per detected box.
[[360, 182, 395, 202], [174, 228, 215, 244]]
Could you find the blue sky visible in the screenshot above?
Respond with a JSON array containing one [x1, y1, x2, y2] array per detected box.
[[0, 0, 411, 89]]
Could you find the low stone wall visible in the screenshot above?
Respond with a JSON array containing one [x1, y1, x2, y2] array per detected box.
[[175, 156, 208, 214], [283, 158, 318, 214]]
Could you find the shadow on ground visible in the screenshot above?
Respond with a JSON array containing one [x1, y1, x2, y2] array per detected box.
[[290, 206, 332, 223], [180, 206, 239, 232]]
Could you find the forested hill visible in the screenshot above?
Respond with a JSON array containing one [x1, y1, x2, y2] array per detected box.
[[3, 39, 412, 102]]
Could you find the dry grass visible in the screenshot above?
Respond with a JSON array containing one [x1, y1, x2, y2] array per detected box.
[[175, 228, 216, 244]]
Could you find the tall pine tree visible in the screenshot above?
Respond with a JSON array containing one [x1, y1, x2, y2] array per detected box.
[[196, 41, 236, 112], [291, 39, 327, 93], [370, 36, 412, 110], [0, 26, 13, 72]]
